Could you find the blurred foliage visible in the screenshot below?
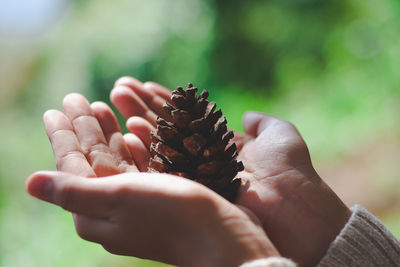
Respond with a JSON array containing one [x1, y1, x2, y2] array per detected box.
[[0, 0, 399, 266]]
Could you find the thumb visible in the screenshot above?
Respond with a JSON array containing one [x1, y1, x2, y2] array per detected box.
[[26, 170, 64, 202], [242, 111, 278, 137], [25, 171, 112, 217]]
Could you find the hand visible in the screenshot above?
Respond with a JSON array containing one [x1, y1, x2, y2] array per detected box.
[[36, 91, 280, 265], [234, 112, 351, 266], [43, 93, 149, 177], [111, 77, 351, 266], [26, 171, 279, 267]]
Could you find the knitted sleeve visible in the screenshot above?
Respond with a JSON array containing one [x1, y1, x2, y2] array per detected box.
[[318, 204, 400, 267]]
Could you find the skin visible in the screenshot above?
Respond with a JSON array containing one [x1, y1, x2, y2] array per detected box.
[[26, 93, 279, 267], [110, 77, 352, 266]]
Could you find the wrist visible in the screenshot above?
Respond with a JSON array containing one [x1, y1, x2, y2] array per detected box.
[[292, 173, 351, 265]]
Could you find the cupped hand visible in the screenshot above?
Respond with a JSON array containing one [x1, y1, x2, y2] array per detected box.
[[234, 112, 351, 266], [111, 77, 351, 266], [26, 171, 279, 267], [39, 91, 280, 265]]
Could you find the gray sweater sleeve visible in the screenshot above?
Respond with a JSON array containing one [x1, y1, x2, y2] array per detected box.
[[318, 204, 400, 267]]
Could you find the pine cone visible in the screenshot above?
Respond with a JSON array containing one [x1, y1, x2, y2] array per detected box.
[[148, 83, 243, 202]]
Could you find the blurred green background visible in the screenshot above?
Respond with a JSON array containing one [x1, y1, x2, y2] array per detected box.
[[0, 0, 399, 266]]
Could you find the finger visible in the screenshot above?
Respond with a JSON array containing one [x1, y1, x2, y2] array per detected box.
[[116, 76, 171, 103], [110, 85, 158, 126], [124, 133, 150, 172], [63, 93, 120, 176], [26, 171, 200, 215], [126, 116, 154, 149], [90, 101, 122, 133], [26, 171, 118, 217], [43, 110, 95, 177], [115, 77, 170, 119], [143, 81, 172, 104], [26, 170, 212, 216], [242, 111, 280, 137], [114, 76, 143, 89], [91, 102, 138, 173]]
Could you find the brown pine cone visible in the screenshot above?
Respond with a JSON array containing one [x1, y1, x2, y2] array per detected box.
[[148, 83, 243, 202]]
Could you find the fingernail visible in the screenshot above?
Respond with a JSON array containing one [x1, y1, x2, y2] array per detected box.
[[28, 175, 54, 201]]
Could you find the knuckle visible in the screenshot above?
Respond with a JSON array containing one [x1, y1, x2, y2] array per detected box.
[[111, 186, 131, 204]]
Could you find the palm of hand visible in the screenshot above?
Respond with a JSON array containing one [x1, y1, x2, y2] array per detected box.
[[233, 118, 318, 260], [235, 116, 316, 212], [236, 117, 311, 182]]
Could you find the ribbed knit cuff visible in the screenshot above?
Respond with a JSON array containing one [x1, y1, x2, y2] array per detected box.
[[318, 204, 400, 267], [240, 257, 296, 267]]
